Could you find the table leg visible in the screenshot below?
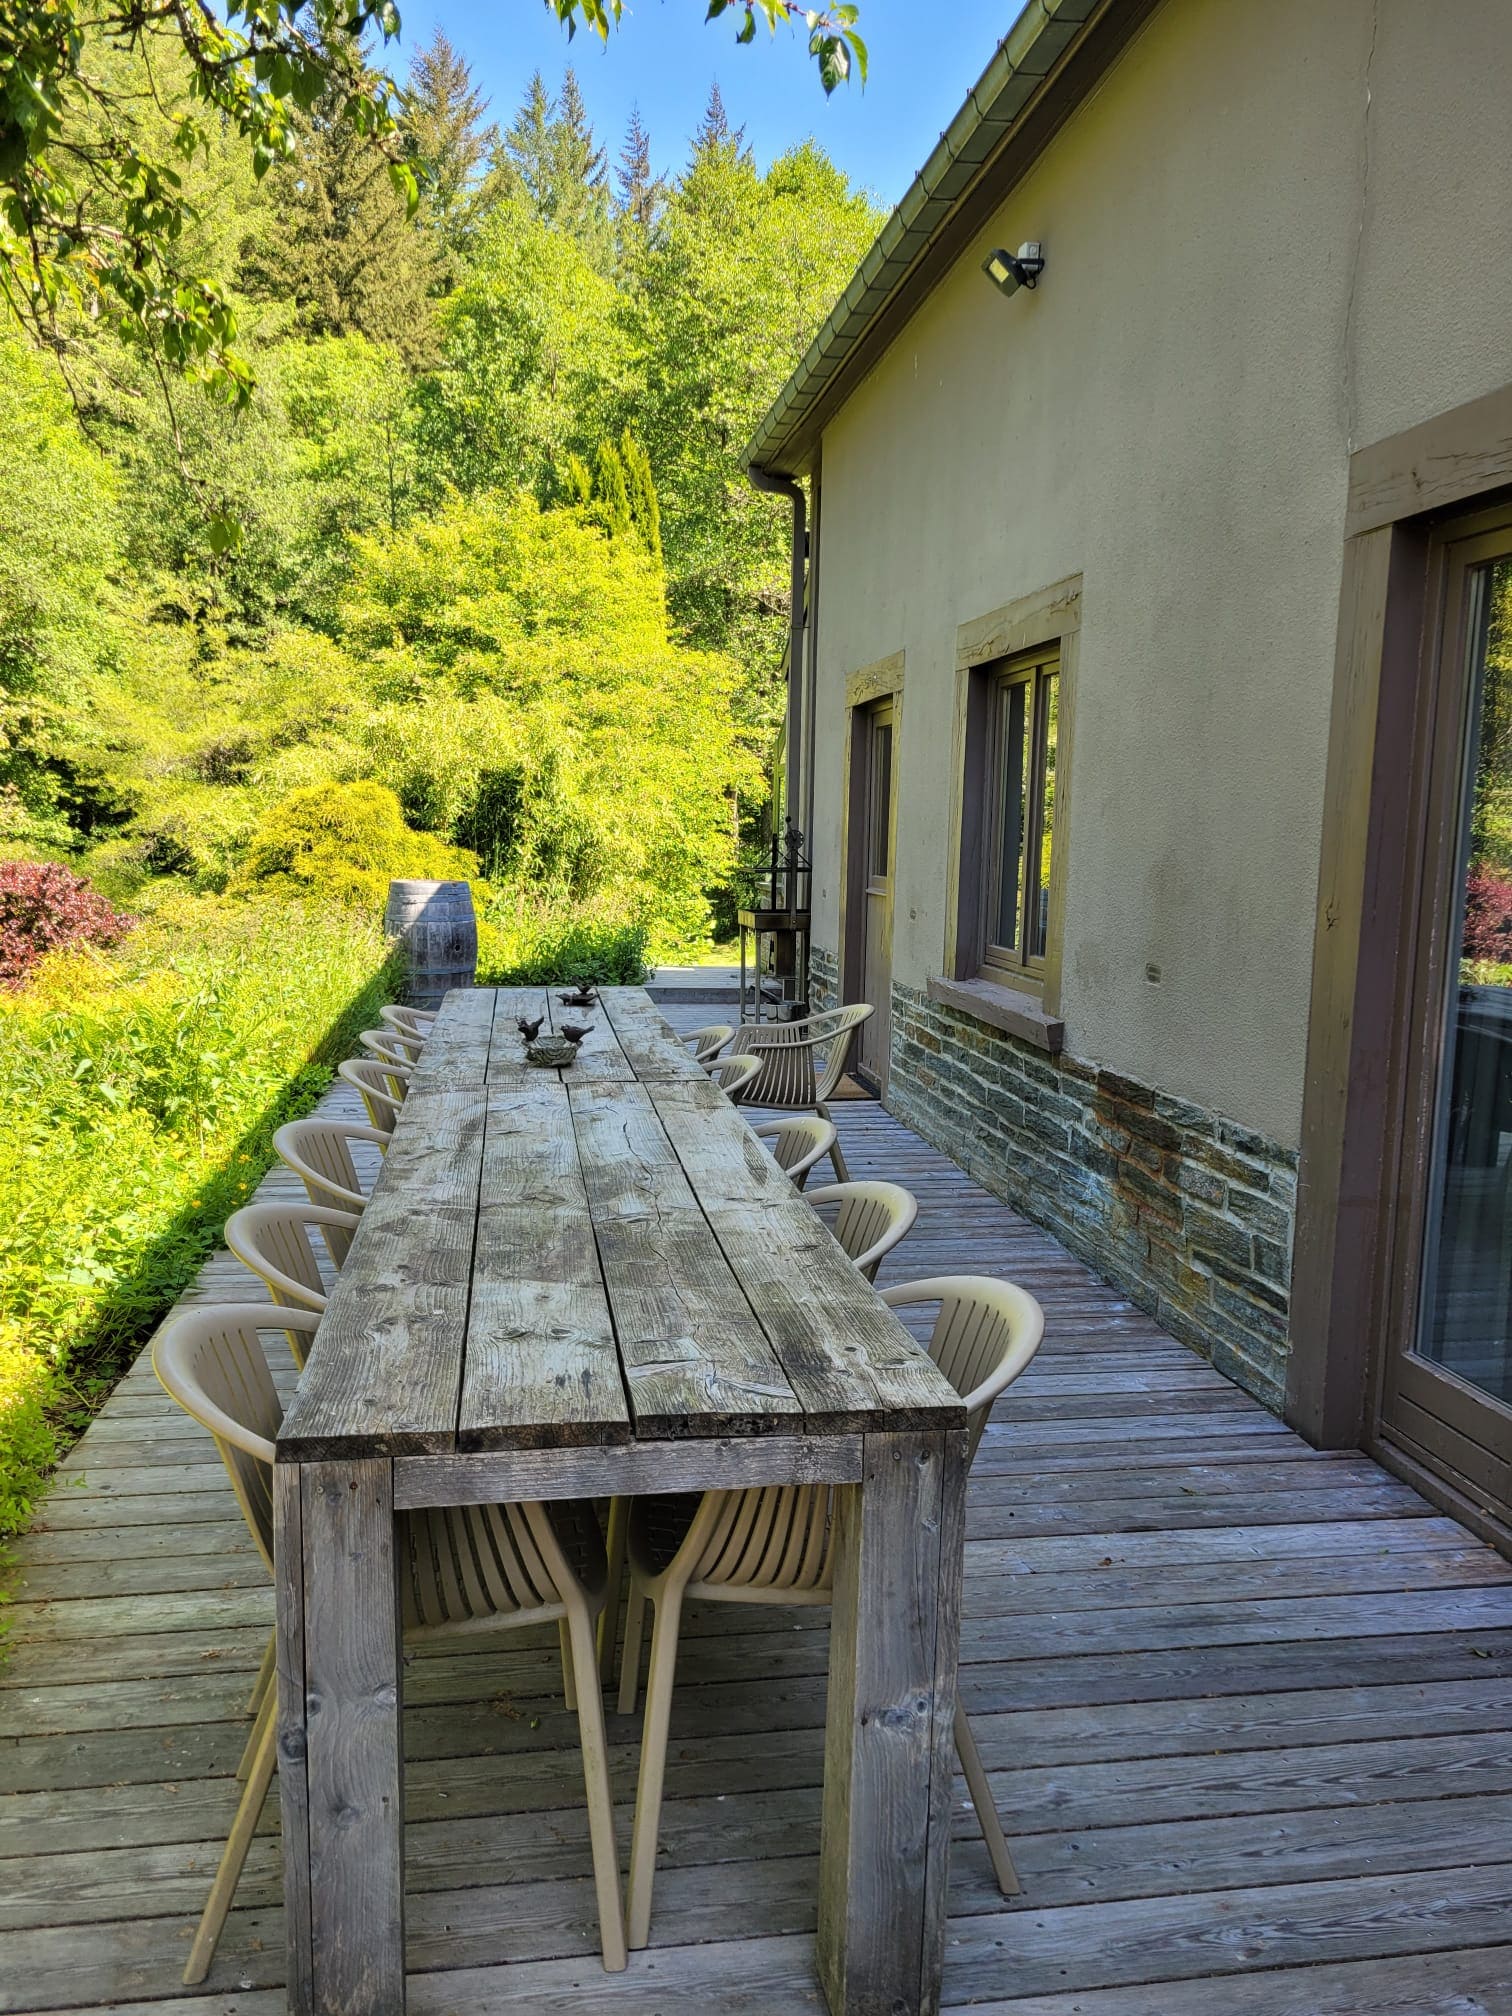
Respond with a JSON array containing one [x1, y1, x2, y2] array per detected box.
[[277, 1458, 406, 2016], [816, 1427, 968, 2016]]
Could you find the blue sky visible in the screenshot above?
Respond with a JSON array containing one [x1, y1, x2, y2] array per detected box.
[[390, 2, 1028, 211]]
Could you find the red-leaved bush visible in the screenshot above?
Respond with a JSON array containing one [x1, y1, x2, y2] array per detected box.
[[1462, 867, 1512, 963], [0, 860, 133, 988]]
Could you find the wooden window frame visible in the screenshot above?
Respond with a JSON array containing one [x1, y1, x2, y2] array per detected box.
[[938, 576, 1080, 1047], [1289, 380, 1512, 1556], [839, 652, 905, 1019], [978, 645, 1061, 987]]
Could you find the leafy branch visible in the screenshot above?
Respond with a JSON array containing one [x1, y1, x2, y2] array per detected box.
[[549, 2, 868, 93]]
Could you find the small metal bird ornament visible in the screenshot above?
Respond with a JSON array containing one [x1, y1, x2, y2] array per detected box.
[[559, 983, 599, 1009], [559, 1021, 593, 1045], [516, 1015, 544, 1042]]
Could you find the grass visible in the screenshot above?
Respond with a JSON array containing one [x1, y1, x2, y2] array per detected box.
[[0, 884, 396, 1540]]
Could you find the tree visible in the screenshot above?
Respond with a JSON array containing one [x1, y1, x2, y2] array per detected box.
[[694, 80, 737, 154], [616, 105, 664, 245], [406, 30, 499, 278], [240, 87, 440, 367], [492, 69, 613, 272]]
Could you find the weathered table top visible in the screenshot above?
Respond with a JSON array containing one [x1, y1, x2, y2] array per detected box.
[[277, 986, 963, 1463]]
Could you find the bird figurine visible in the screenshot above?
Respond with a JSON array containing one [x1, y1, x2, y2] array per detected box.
[[559, 1021, 594, 1045], [559, 983, 599, 1009], [516, 1015, 544, 1042]]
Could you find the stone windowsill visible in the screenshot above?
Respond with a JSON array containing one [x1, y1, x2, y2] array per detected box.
[[926, 974, 1066, 1053]]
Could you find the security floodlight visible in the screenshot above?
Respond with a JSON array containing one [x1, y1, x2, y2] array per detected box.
[[982, 242, 1046, 297]]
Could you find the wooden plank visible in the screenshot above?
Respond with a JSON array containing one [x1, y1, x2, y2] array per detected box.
[[543, 986, 633, 1082], [597, 986, 708, 1080], [404, 985, 496, 1094], [457, 1082, 627, 1451], [483, 987, 556, 1084], [278, 1091, 486, 1461], [569, 1081, 802, 1437], [818, 1426, 967, 2016], [395, 1435, 863, 1509]]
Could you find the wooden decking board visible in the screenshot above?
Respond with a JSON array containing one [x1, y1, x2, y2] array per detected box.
[[4, 1047, 1512, 2013]]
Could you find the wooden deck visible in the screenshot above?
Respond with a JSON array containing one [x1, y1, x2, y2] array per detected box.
[[5, 1033, 1512, 2015]]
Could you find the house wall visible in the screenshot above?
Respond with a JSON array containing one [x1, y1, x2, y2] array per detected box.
[[807, 0, 1512, 1406]]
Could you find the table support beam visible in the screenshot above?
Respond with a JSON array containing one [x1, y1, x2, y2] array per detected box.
[[817, 1426, 968, 2016], [277, 1458, 406, 2016]]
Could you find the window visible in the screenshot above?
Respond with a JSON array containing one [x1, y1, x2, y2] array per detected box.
[[981, 646, 1059, 982]]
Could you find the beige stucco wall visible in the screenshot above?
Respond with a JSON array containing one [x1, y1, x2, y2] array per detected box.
[[809, 0, 1512, 1147]]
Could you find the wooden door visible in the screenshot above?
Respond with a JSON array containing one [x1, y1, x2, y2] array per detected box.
[[856, 699, 895, 1088], [1376, 519, 1512, 1530]]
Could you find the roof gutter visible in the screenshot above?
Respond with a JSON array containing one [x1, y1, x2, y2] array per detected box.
[[748, 464, 807, 846]]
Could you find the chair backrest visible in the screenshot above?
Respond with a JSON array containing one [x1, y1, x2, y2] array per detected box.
[[881, 1275, 1045, 1460], [806, 1180, 918, 1281], [224, 1202, 359, 1329], [683, 1481, 836, 1598], [733, 1003, 873, 1107], [707, 1053, 763, 1100], [751, 1114, 837, 1189], [382, 1004, 435, 1042], [360, 1025, 423, 1067], [683, 1023, 734, 1064], [273, 1117, 386, 1248], [153, 1304, 320, 1571], [339, 1056, 411, 1134]]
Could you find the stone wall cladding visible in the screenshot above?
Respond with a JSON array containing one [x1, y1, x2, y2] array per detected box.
[[887, 982, 1297, 1412], [809, 942, 839, 1015]]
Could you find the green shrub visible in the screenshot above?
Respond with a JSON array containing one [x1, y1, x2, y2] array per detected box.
[[475, 892, 650, 987], [238, 780, 477, 908], [0, 889, 396, 1536]]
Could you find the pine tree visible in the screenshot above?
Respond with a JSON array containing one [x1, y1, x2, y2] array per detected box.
[[490, 69, 613, 272], [694, 81, 744, 156], [494, 70, 553, 213], [614, 105, 665, 276], [406, 30, 498, 278], [240, 88, 439, 366], [593, 438, 632, 538], [620, 428, 662, 559]]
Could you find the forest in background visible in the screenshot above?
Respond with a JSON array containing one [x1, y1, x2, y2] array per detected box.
[[0, 25, 881, 1537], [2, 32, 880, 952]]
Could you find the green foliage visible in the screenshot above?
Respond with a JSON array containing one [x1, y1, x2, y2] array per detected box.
[[239, 781, 476, 907], [0, 889, 395, 1532], [475, 892, 649, 986]]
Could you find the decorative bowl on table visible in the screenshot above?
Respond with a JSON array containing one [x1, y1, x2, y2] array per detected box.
[[526, 1036, 582, 1069]]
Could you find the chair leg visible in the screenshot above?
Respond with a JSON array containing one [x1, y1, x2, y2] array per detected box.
[[235, 1678, 275, 1783], [183, 1693, 279, 1984], [564, 1602, 628, 1971], [817, 1103, 849, 1182], [626, 1586, 683, 1951], [617, 1573, 648, 1715], [954, 1703, 1021, 1898], [598, 1495, 628, 1685], [559, 1618, 578, 1712], [246, 1629, 275, 1717]]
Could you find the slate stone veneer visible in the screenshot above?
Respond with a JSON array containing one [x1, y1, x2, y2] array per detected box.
[[818, 947, 1297, 1412], [810, 941, 839, 1015]]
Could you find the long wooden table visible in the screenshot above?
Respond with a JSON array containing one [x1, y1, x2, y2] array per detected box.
[[274, 986, 967, 2016]]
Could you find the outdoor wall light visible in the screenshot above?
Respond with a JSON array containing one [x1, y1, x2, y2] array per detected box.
[[982, 242, 1046, 296]]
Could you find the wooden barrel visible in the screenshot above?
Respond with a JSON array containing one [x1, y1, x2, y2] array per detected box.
[[384, 879, 477, 1009]]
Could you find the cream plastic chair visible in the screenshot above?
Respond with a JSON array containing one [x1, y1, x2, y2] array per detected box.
[[706, 1052, 763, 1099], [751, 1114, 837, 1191], [360, 1024, 423, 1068], [381, 1004, 435, 1042], [273, 1115, 387, 1246], [338, 1055, 411, 1134], [617, 1273, 1045, 1948], [153, 1304, 627, 1983], [805, 1179, 918, 1282], [682, 1022, 734, 1064], [223, 1201, 360, 1331], [730, 1003, 873, 1179]]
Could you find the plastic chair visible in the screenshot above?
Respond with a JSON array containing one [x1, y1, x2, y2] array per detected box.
[[804, 1179, 918, 1282], [617, 1273, 1045, 1948], [682, 1023, 734, 1064], [273, 1116, 388, 1247], [360, 1025, 423, 1068], [706, 1053, 763, 1099], [730, 1004, 873, 1179], [750, 1114, 838, 1191], [223, 1201, 360, 1333], [338, 1056, 411, 1134], [381, 1004, 435, 1042], [152, 1304, 627, 1983]]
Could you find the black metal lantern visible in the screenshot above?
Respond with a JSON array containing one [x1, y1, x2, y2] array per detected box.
[[737, 823, 812, 1024]]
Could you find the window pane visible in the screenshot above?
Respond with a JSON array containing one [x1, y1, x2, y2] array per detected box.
[[1028, 670, 1059, 960], [870, 721, 893, 877], [993, 680, 1030, 952], [1417, 554, 1512, 1405]]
